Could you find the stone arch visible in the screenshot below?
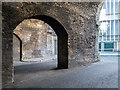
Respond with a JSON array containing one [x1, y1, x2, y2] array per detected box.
[[13, 15, 68, 69], [13, 33, 22, 61], [26, 15, 68, 69]]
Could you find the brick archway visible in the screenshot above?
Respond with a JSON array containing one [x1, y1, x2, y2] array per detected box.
[[27, 15, 68, 69]]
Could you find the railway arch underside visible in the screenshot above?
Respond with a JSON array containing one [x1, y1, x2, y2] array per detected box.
[[2, 2, 102, 87]]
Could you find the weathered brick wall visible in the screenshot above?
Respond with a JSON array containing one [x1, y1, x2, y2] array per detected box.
[[2, 2, 102, 86]]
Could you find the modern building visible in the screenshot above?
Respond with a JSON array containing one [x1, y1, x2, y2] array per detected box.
[[99, 0, 120, 52]]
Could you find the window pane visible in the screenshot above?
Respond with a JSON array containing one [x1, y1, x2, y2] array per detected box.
[[107, 36, 110, 41], [115, 35, 118, 41], [103, 36, 106, 41], [111, 20, 114, 35], [107, 1, 110, 14], [111, 35, 114, 41], [115, 13, 118, 19], [107, 21, 110, 35], [115, 20, 118, 35], [111, 1, 114, 14], [115, 0, 118, 13], [114, 42, 117, 50], [111, 14, 114, 20]]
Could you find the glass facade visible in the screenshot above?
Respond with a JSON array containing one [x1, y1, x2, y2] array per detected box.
[[99, 0, 120, 52]]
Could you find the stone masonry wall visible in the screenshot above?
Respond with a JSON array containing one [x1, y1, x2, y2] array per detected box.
[[2, 2, 102, 86], [13, 35, 20, 61]]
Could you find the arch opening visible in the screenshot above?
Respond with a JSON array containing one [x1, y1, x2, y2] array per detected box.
[[13, 15, 68, 83], [13, 15, 68, 70], [27, 15, 68, 69]]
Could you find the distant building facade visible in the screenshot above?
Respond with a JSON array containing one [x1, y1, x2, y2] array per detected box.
[[99, 0, 120, 52]]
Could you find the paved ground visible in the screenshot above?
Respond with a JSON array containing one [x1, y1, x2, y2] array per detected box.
[[6, 55, 118, 88], [99, 51, 120, 55]]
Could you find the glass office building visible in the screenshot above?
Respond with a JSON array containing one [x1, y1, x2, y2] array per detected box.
[[99, 0, 120, 52]]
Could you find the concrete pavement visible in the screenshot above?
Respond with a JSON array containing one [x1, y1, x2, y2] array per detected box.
[[6, 55, 118, 88]]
